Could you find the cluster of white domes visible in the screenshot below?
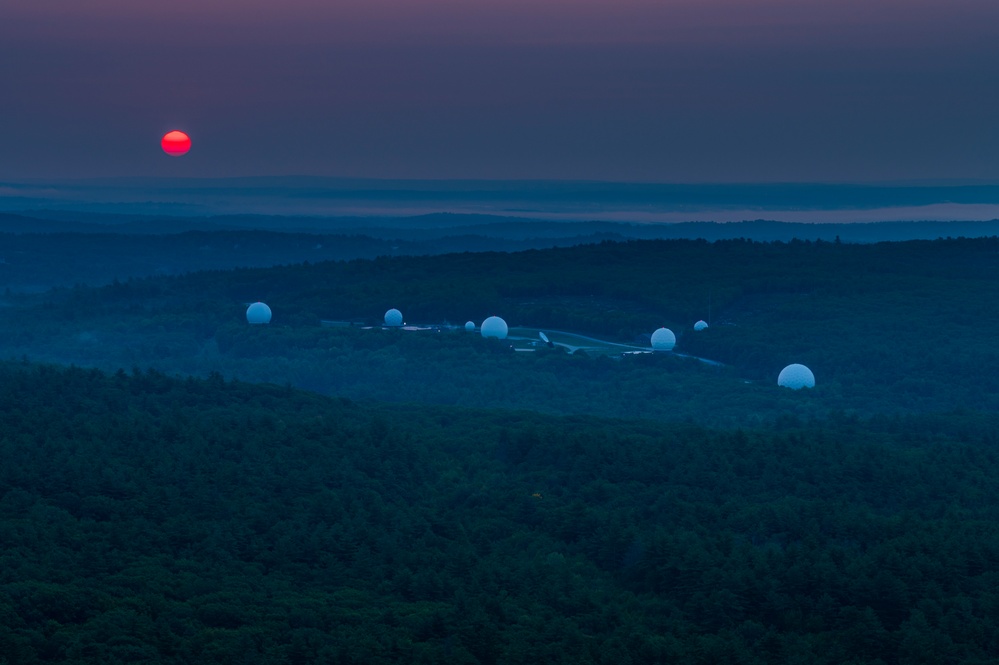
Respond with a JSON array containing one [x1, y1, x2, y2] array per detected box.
[[384, 308, 403, 327], [246, 302, 272, 325], [243, 301, 818, 394], [650, 327, 676, 351], [480, 316, 509, 339], [778, 364, 815, 390]]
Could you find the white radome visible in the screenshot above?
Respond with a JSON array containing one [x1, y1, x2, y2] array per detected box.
[[246, 302, 272, 325], [694, 320, 708, 331], [384, 308, 403, 327], [465, 321, 476, 332], [480, 316, 509, 339], [778, 364, 816, 390], [651, 327, 676, 351]]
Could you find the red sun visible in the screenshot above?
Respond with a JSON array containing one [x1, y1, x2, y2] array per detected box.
[[161, 130, 191, 157]]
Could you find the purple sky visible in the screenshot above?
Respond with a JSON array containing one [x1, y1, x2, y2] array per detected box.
[[3, 0, 998, 182]]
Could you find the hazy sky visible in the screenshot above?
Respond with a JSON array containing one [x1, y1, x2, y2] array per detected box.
[[3, 0, 998, 182]]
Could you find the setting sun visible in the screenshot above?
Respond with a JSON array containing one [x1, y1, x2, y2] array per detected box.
[[161, 130, 191, 157]]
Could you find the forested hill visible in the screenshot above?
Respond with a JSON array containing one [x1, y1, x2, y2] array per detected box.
[[5, 214, 999, 291], [0, 229, 637, 293], [3, 237, 999, 421], [2, 362, 999, 663]]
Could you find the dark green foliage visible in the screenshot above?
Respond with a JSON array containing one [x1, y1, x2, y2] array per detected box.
[[2, 363, 999, 662]]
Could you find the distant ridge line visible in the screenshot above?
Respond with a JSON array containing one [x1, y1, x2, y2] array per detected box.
[[3, 211, 999, 243]]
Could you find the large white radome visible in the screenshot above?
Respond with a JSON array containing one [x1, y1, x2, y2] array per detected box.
[[480, 316, 509, 339], [465, 321, 476, 332], [778, 364, 816, 390], [694, 320, 709, 331], [651, 327, 676, 351], [246, 302, 272, 325], [384, 308, 403, 327]]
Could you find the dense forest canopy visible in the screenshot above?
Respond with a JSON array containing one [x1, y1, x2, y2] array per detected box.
[[2, 363, 999, 663]]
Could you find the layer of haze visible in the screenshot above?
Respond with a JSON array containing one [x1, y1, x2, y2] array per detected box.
[[3, 0, 998, 182]]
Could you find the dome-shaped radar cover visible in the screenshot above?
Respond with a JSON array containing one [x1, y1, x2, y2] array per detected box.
[[651, 327, 676, 351], [246, 302, 272, 324], [465, 321, 476, 332], [384, 308, 403, 327], [694, 320, 708, 331], [480, 316, 509, 339], [778, 364, 816, 389]]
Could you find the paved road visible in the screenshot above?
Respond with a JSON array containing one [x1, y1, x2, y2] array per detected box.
[[509, 327, 727, 367]]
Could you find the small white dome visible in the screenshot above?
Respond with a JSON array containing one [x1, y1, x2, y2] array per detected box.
[[694, 320, 708, 331], [246, 302, 272, 325], [480, 316, 509, 339], [465, 321, 475, 332], [778, 364, 815, 390], [651, 327, 676, 351], [384, 308, 403, 327]]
